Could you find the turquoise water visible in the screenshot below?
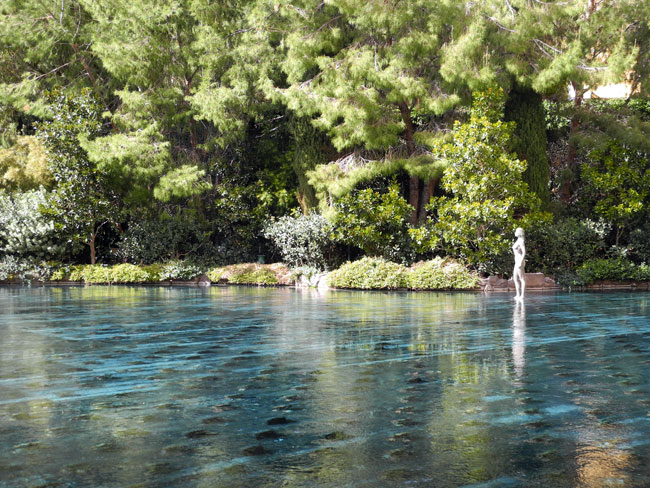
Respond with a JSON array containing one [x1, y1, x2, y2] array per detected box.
[[1, 286, 650, 487]]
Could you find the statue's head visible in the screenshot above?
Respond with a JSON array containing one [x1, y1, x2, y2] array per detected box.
[[515, 227, 525, 238]]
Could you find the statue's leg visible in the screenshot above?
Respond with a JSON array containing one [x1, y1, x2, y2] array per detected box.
[[513, 267, 520, 299]]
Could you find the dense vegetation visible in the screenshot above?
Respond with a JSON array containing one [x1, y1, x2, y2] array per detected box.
[[2, 1, 650, 287]]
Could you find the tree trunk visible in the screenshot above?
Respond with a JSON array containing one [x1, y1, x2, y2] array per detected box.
[[567, 81, 584, 166], [559, 81, 585, 202], [408, 176, 420, 224], [90, 229, 96, 265], [421, 178, 438, 218]]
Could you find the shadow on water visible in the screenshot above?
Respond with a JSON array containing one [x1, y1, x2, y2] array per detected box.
[[1, 286, 650, 487]]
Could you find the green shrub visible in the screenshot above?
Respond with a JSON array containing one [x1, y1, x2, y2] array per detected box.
[[229, 268, 278, 285], [408, 257, 479, 290], [263, 213, 335, 269], [327, 257, 408, 289], [330, 183, 414, 263], [581, 143, 650, 246], [141, 264, 163, 282], [69, 265, 113, 283], [67, 265, 86, 282], [576, 258, 650, 284], [109, 263, 151, 283], [50, 267, 67, 281], [629, 223, 650, 264], [207, 267, 224, 282], [526, 218, 607, 275]]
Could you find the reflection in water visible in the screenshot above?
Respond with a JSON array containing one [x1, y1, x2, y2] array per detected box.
[[512, 301, 526, 380], [2, 287, 650, 487]]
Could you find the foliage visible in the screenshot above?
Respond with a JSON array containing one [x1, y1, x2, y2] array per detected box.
[[57, 262, 197, 283], [36, 90, 116, 264], [581, 143, 650, 246], [576, 258, 650, 285], [408, 257, 479, 290], [422, 89, 545, 274], [207, 267, 224, 283], [629, 223, 650, 265], [327, 256, 478, 290], [159, 261, 203, 281], [327, 257, 408, 290], [440, 1, 641, 97], [330, 183, 414, 263], [1, 1, 649, 269], [228, 268, 278, 285], [68, 265, 111, 283], [525, 218, 608, 275], [0, 256, 54, 281], [116, 209, 215, 264], [0, 189, 73, 260], [106, 263, 152, 283], [504, 85, 550, 206], [263, 213, 335, 269], [308, 155, 448, 215], [0, 136, 51, 191]]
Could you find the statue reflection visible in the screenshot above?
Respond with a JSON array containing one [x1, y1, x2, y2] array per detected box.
[[512, 301, 526, 380]]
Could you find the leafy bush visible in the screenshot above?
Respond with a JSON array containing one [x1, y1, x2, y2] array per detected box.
[[263, 213, 335, 268], [61, 263, 163, 283], [0, 256, 55, 281], [207, 267, 224, 282], [581, 142, 650, 246], [116, 210, 217, 264], [229, 268, 278, 285], [159, 261, 204, 281], [629, 222, 650, 264], [0, 189, 73, 260], [331, 182, 414, 263], [525, 218, 608, 275], [327, 257, 408, 289], [68, 265, 113, 283], [408, 257, 479, 290], [108, 263, 152, 283], [576, 258, 650, 284], [141, 264, 163, 282]]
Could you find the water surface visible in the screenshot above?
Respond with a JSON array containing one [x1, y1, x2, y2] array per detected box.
[[1, 286, 650, 487]]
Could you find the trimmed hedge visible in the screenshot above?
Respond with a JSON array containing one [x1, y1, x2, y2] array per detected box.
[[326, 256, 478, 290], [64, 264, 159, 283], [207, 263, 289, 285], [408, 257, 479, 290], [327, 257, 408, 290], [577, 258, 650, 285]]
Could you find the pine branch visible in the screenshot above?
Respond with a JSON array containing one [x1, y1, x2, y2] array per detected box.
[[484, 15, 517, 33]]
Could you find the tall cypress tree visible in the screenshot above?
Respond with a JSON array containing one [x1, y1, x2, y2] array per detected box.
[[504, 85, 550, 207]]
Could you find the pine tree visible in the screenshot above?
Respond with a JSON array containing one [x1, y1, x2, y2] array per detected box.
[[504, 85, 550, 207]]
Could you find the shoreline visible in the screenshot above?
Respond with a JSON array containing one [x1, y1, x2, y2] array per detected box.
[[1, 278, 649, 292]]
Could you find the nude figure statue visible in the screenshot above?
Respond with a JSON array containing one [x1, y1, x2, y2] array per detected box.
[[512, 227, 526, 301]]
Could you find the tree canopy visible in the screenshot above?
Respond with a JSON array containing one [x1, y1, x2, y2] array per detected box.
[[1, 0, 649, 271]]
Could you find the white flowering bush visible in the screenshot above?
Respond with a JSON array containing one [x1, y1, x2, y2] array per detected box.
[[0, 189, 72, 260], [263, 213, 335, 269]]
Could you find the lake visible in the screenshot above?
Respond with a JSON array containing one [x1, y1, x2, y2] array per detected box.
[[1, 286, 650, 487]]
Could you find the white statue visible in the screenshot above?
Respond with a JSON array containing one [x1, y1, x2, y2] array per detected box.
[[512, 227, 526, 301]]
